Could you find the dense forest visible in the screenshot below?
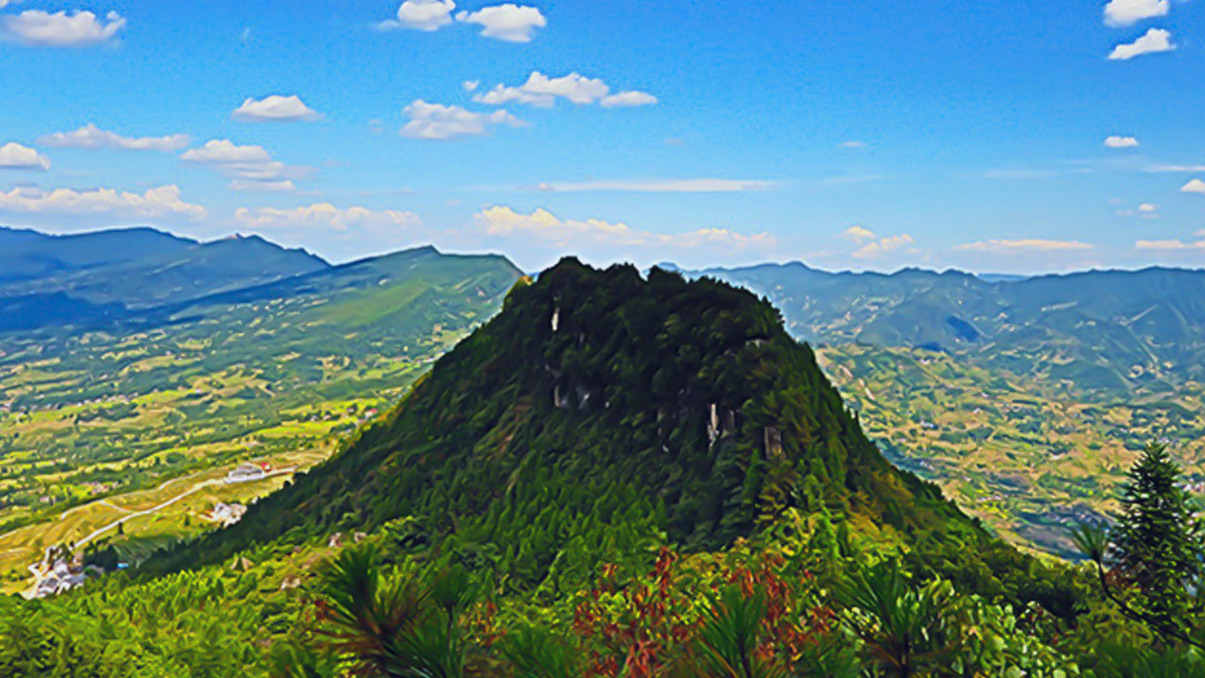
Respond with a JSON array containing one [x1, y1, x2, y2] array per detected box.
[[2, 260, 1204, 675]]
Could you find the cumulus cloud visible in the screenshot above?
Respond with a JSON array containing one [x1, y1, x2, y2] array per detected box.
[[1104, 0, 1169, 27], [1109, 28, 1176, 60], [1104, 135, 1140, 148], [378, 0, 456, 31], [232, 95, 323, 122], [853, 233, 915, 260], [473, 205, 775, 251], [38, 124, 189, 152], [0, 142, 50, 171], [1182, 179, 1205, 194], [181, 139, 311, 191], [456, 4, 546, 42], [476, 72, 607, 107], [0, 10, 125, 47], [956, 239, 1094, 254], [1139, 203, 1158, 212], [475, 71, 656, 109], [842, 225, 876, 242], [0, 184, 204, 219], [400, 100, 525, 140], [235, 203, 421, 232], [181, 139, 271, 164], [536, 178, 771, 193]]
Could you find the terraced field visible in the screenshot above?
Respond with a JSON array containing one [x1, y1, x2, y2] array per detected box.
[[819, 344, 1205, 556]]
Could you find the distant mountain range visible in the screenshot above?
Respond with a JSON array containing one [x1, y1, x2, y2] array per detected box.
[[0, 226, 330, 332], [688, 262, 1205, 398]]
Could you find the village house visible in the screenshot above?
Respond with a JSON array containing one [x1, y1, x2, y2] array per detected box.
[[225, 462, 271, 484]]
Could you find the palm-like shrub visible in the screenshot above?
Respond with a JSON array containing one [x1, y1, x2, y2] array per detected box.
[[834, 560, 957, 677], [306, 546, 468, 677]]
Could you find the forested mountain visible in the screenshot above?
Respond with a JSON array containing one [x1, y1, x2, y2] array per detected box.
[[149, 259, 1050, 604], [703, 263, 1205, 396]]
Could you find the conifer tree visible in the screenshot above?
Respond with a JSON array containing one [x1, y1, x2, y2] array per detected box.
[[1073, 442, 1204, 644], [1112, 443, 1202, 634]]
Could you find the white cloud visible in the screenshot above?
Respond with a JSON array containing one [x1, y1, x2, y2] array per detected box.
[[1104, 0, 1169, 27], [0, 1, 20, 8], [232, 95, 322, 122], [235, 203, 421, 232], [956, 239, 1094, 254], [1104, 135, 1139, 148], [0, 185, 204, 219], [473, 205, 775, 251], [378, 0, 456, 31], [400, 100, 525, 140], [1109, 28, 1176, 60], [463, 80, 480, 92], [229, 180, 296, 193], [1119, 203, 1159, 218], [0, 142, 50, 171], [839, 140, 868, 150], [181, 139, 272, 164], [842, 225, 876, 242], [601, 91, 658, 108], [536, 178, 772, 193], [1182, 179, 1205, 194], [38, 124, 189, 152], [456, 4, 546, 42], [0, 10, 125, 47], [181, 139, 310, 191], [853, 233, 915, 260], [1136, 233, 1205, 251], [475, 71, 656, 109], [476, 72, 607, 107], [1145, 164, 1205, 173]]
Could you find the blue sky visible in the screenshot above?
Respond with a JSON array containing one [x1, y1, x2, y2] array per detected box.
[[1, 0, 1203, 273]]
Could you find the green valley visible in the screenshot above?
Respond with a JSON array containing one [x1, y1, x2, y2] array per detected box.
[[0, 233, 521, 591]]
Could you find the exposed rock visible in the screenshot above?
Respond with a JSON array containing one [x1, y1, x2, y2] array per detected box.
[[764, 426, 783, 458]]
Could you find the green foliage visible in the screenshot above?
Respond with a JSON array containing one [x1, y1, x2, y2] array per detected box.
[[1112, 443, 1203, 633], [684, 586, 785, 678]]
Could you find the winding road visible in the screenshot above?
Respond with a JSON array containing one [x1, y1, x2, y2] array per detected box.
[[21, 466, 296, 599]]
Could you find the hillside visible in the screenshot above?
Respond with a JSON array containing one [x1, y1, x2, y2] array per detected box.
[[686, 262, 1205, 555], [152, 260, 1036, 595], [0, 245, 523, 589]]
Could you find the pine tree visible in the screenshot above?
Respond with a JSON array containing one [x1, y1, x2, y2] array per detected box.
[[1112, 443, 1202, 635]]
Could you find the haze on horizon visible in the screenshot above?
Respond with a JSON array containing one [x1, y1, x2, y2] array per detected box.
[[1, 0, 1203, 273]]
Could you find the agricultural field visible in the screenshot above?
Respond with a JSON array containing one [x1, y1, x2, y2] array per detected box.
[[818, 344, 1205, 557]]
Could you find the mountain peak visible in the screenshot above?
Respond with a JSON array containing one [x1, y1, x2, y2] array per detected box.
[[153, 258, 979, 578]]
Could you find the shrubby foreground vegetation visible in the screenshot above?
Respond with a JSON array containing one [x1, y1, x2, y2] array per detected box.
[[2, 261, 1203, 676]]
